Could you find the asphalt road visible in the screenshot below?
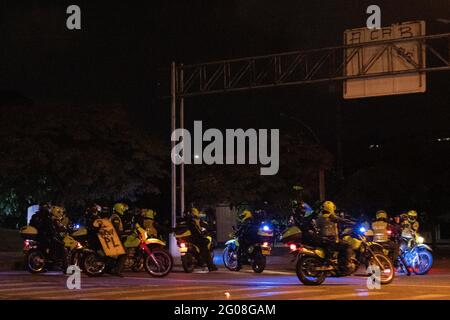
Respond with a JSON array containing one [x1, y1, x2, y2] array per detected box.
[[1, 264, 450, 300]]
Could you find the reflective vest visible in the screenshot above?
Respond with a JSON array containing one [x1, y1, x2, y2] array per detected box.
[[372, 220, 388, 242], [317, 213, 338, 240], [143, 218, 158, 238]]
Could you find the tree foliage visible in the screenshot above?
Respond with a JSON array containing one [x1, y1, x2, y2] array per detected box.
[[0, 104, 166, 218]]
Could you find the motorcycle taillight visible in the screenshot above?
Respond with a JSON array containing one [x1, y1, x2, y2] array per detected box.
[[23, 240, 30, 249]]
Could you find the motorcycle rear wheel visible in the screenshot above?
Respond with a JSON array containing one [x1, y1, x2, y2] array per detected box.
[[82, 252, 106, 277], [252, 252, 266, 273], [144, 248, 173, 277], [25, 249, 46, 273], [181, 253, 195, 273], [296, 255, 326, 285]]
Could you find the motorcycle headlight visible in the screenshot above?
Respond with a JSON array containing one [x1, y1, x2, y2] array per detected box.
[[417, 236, 424, 244], [359, 227, 366, 233]]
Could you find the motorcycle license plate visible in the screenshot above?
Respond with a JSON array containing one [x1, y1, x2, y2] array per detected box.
[[262, 248, 271, 255]]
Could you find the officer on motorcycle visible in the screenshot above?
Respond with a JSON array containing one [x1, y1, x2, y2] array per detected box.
[[372, 210, 401, 267], [316, 201, 353, 273], [29, 203, 67, 271], [235, 210, 260, 259], [291, 201, 321, 246], [109, 202, 131, 277], [139, 209, 168, 239], [402, 210, 420, 239], [185, 207, 218, 272]]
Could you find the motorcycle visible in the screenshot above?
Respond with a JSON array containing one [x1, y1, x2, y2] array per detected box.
[[82, 220, 173, 277], [293, 221, 395, 285], [397, 234, 433, 275], [222, 222, 273, 273], [20, 225, 82, 273], [175, 223, 214, 273]]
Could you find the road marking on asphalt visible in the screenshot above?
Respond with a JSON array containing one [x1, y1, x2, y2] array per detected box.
[[129, 286, 275, 300], [0, 285, 64, 293], [397, 294, 450, 300], [294, 291, 388, 300], [241, 270, 294, 276], [392, 284, 450, 289], [232, 288, 326, 299], [37, 285, 215, 299]]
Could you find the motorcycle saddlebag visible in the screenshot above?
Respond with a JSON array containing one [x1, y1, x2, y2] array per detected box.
[[20, 225, 39, 240]]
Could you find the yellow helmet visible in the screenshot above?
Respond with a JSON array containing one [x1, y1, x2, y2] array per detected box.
[[322, 201, 336, 214], [113, 203, 129, 216], [142, 209, 156, 220], [239, 210, 253, 223], [407, 210, 418, 221], [376, 210, 387, 220], [51, 206, 65, 219], [191, 207, 200, 219]]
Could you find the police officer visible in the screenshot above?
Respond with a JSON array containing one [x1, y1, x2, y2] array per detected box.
[[186, 208, 217, 271], [402, 210, 420, 239], [139, 208, 169, 239], [316, 201, 353, 273], [236, 210, 261, 260], [109, 202, 131, 277], [291, 201, 320, 246], [372, 210, 401, 268]]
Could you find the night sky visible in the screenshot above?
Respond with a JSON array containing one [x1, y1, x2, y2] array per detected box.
[[1, 0, 449, 175]]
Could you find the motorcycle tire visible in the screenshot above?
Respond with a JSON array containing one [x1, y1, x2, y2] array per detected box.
[[296, 255, 326, 286], [82, 252, 106, 277], [222, 246, 241, 271], [144, 247, 173, 277], [413, 250, 433, 275], [368, 253, 395, 284], [181, 253, 195, 273], [252, 252, 266, 273], [25, 249, 46, 273]]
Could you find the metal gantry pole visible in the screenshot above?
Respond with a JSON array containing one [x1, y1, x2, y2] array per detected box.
[[170, 62, 180, 257], [180, 64, 185, 216]]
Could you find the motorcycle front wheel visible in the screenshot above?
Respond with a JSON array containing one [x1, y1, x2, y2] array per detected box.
[[368, 253, 395, 284], [252, 252, 266, 273], [223, 246, 241, 271], [25, 249, 46, 273], [413, 250, 433, 275], [296, 255, 326, 285], [145, 248, 173, 277], [82, 252, 106, 277]]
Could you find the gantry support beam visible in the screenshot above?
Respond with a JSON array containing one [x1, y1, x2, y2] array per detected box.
[[176, 33, 450, 98]]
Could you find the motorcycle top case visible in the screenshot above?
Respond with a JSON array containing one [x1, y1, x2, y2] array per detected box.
[[20, 225, 39, 240], [281, 226, 302, 243]]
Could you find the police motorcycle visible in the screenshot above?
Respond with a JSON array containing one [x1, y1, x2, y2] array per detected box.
[[20, 223, 82, 273], [293, 219, 395, 285], [394, 233, 433, 275], [174, 218, 215, 273], [82, 219, 173, 277], [222, 221, 274, 273]]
